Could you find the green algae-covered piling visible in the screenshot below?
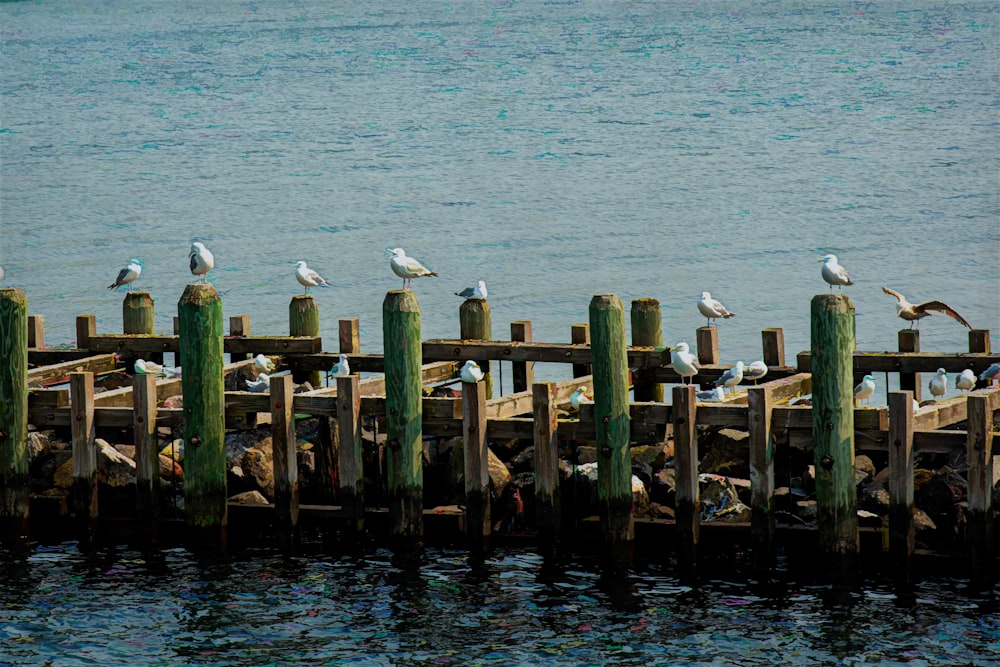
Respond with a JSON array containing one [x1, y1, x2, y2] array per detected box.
[[383, 290, 424, 544], [459, 298, 493, 399], [588, 294, 633, 548], [123, 291, 159, 365], [811, 294, 858, 560], [271, 374, 298, 546], [290, 295, 322, 388], [462, 378, 490, 551], [70, 372, 97, 546], [630, 298, 663, 402], [179, 284, 227, 537], [966, 392, 995, 573], [337, 375, 364, 533], [533, 382, 560, 554], [887, 391, 915, 570], [672, 385, 699, 567], [133, 372, 160, 537], [748, 383, 775, 570], [0, 288, 29, 541], [510, 321, 534, 393]]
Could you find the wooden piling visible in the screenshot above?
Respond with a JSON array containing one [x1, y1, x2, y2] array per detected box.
[[70, 372, 97, 545], [133, 372, 160, 535], [969, 330, 991, 389], [748, 384, 775, 569], [510, 321, 534, 393], [887, 391, 915, 567], [76, 314, 96, 350], [229, 315, 250, 362], [966, 392, 994, 572], [811, 294, 858, 559], [27, 314, 44, 350], [178, 283, 227, 535], [696, 327, 720, 366], [172, 316, 182, 367], [589, 294, 633, 547], [672, 385, 699, 566], [761, 328, 785, 367], [271, 374, 298, 544], [533, 382, 560, 553], [123, 292, 159, 365], [290, 295, 322, 388], [339, 318, 361, 354], [898, 330, 921, 402], [630, 298, 663, 402], [383, 290, 423, 543], [0, 288, 29, 541], [460, 298, 493, 399], [462, 378, 490, 550], [571, 323, 591, 378], [337, 375, 364, 533]]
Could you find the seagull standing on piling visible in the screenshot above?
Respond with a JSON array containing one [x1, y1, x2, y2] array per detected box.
[[819, 254, 854, 291], [108, 259, 143, 292], [854, 374, 876, 406], [928, 368, 948, 401], [329, 353, 351, 378], [955, 369, 976, 393], [386, 247, 438, 289], [460, 360, 485, 383], [715, 361, 745, 395], [670, 342, 700, 385], [980, 363, 1000, 386], [189, 242, 214, 282], [881, 287, 971, 330], [743, 360, 768, 384], [294, 261, 331, 294], [698, 292, 734, 326], [569, 386, 593, 410], [455, 280, 488, 300]]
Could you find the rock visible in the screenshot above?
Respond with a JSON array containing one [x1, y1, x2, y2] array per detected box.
[[229, 490, 270, 506], [488, 448, 512, 499], [698, 473, 750, 522], [854, 455, 876, 485], [235, 445, 275, 500], [796, 500, 817, 521], [159, 454, 183, 480], [27, 431, 51, 461], [96, 439, 136, 487], [160, 438, 184, 463], [913, 508, 936, 532], [506, 445, 535, 475], [650, 468, 676, 506], [648, 502, 675, 520], [162, 395, 183, 409], [631, 443, 673, 469], [699, 428, 750, 479], [576, 445, 597, 465], [53, 458, 73, 489], [857, 509, 883, 528]]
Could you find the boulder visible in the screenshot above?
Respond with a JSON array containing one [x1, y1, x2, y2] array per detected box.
[[699, 473, 750, 522], [699, 428, 750, 479], [96, 439, 136, 487], [229, 490, 269, 506]]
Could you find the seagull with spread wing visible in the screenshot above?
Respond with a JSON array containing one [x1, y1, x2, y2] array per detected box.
[[882, 287, 971, 330]]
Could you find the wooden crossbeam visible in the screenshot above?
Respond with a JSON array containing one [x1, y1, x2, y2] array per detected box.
[[79, 334, 322, 355], [797, 351, 1000, 374], [27, 354, 120, 384]]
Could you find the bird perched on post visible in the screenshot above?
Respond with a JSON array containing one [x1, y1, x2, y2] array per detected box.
[[108, 259, 143, 292], [460, 360, 485, 383], [928, 368, 948, 401], [955, 369, 976, 393], [881, 287, 971, 330], [189, 242, 214, 282], [819, 254, 853, 291], [329, 353, 351, 378], [696, 387, 726, 402], [569, 386, 593, 411], [743, 360, 768, 384], [455, 280, 488, 300], [386, 247, 437, 289], [980, 363, 1000, 386], [697, 292, 734, 326], [294, 261, 330, 294], [854, 374, 876, 406], [715, 361, 745, 395], [670, 342, 700, 385]]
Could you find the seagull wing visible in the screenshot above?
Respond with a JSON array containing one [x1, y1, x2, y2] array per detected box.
[[456, 286, 475, 297], [108, 267, 130, 289], [881, 286, 905, 303], [913, 301, 972, 328], [307, 269, 329, 286], [190, 253, 199, 273]]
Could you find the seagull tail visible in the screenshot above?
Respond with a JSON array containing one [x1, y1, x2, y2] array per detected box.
[[723, 312, 734, 318], [428, 271, 439, 277]]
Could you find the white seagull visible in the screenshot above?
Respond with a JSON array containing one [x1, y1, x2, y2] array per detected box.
[[189, 242, 214, 282], [980, 363, 1000, 385], [854, 374, 876, 406], [253, 354, 275, 374], [819, 254, 854, 291], [246, 372, 270, 393], [670, 342, 700, 385], [743, 360, 768, 384], [460, 360, 485, 383], [955, 369, 976, 393], [928, 368, 948, 401], [696, 387, 726, 402], [455, 280, 488, 300], [329, 353, 351, 378], [569, 386, 593, 410], [881, 287, 971, 330], [715, 361, 745, 394], [386, 247, 438, 289], [134, 359, 180, 378], [294, 261, 330, 294], [698, 292, 734, 326], [108, 259, 143, 292]]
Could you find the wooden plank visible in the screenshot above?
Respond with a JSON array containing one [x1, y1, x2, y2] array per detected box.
[[888, 391, 915, 564], [423, 339, 670, 367], [484, 374, 593, 419], [796, 350, 1000, 375], [27, 354, 119, 386], [80, 333, 323, 355], [29, 349, 98, 365]]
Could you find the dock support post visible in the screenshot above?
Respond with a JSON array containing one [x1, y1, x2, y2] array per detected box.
[[631, 298, 663, 402], [887, 391, 915, 573], [462, 378, 490, 553], [511, 321, 534, 393], [229, 315, 250, 362], [811, 294, 858, 564], [748, 384, 775, 570], [969, 331, 991, 389], [339, 318, 361, 355], [124, 292, 159, 365], [589, 294, 633, 553], [898, 330, 921, 402], [133, 372, 160, 541], [533, 382, 560, 555], [179, 284, 227, 544], [70, 372, 97, 547], [337, 375, 364, 534], [672, 385, 699, 568], [761, 328, 785, 367], [27, 314, 44, 350], [460, 298, 493, 399], [0, 288, 29, 542], [696, 327, 720, 367], [271, 374, 298, 547], [383, 290, 424, 546], [76, 314, 96, 351], [966, 392, 994, 574], [571, 324, 591, 378], [290, 295, 322, 388]]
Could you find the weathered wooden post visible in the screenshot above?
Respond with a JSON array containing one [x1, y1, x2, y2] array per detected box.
[[748, 383, 775, 569], [462, 378, 490, 551], [133, 372, 160, 539], [383, 290, 423, 545], [969, 330, 991, 389], [631, 298, 663, 402], [761, 328, 785, 367], [0, 288, 29, 541], [123, 291, 159, 365], [229, 315, 250, 362], [290, 295, 322, 388], [511, 321, 534, 393], [172, 316, 182, 368], [27, 314, 44, 350], [811, 294, 858, 562], [589, 294, 633, 551], [70, 372, 97, 546], [76, 314, 96, 351], [571, 323, 591, 378], [337, 375, 364, 533], [672, 385, 699, 567], [271, 374, 298, 545], [178, 283, 227, 542], [339, 318, 361, 355], [533, 382, 560, 554], [898, 330, 920, 401], [966, 391, 995, 573], [887, 391, 915, 570], [696, 327, 720, 366], [460, 298, 493, 399]]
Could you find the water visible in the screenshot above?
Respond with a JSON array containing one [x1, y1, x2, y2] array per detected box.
[[1, 2, 999, 663]]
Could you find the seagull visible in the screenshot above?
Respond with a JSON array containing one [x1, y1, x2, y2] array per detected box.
[[569, 386, 593, 410], [189, 242, 214, 282], [328, 353, 351, 378], [955, 369, 976, 393], [854, 374, 876, 406], [881, 287, 971, 330], [0, 265, 4, 281], [980, 363, 1000, 385], [743, 360, 768, 384], [455, 280, 488, 300], [253, 354, 275, 374], [715, 361, 745, 394], [697, 292, 734, 326], [670, 342, 700, 385], [928, 368, 947, 401], [134, 359, 180, 378], [819, 254, 853, 291], [696, 387, 726, 402], [108, 259, 143, 292], [460, 360, 485, 383], [386, 247, 438, 289], [246, 372, 270, 393], [294, 261, 330, 294]]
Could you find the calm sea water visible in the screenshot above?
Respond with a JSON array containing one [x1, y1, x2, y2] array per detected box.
[[1, 1, 998, 663]]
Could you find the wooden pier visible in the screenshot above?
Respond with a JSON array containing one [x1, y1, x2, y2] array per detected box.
[[1, 286, 997, 578]]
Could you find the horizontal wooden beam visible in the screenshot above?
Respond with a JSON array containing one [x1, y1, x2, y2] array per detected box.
[[27, 354, 120, 386], [29, 349, 102, 365], [797, 351, 1000, 374], [80, 334, 322, 355]]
